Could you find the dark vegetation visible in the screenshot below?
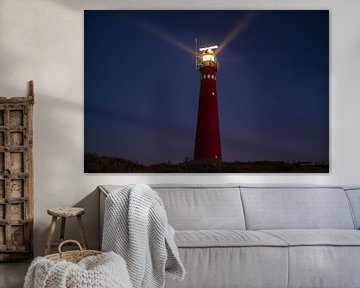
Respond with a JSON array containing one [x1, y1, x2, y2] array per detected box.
[[84, 153, 329, 173]]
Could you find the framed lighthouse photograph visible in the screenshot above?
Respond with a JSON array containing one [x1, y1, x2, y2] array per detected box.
[[84, 10, 329, 173]]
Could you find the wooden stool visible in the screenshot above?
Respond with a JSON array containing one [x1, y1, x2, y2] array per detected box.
[[45, 207, 87, 255]]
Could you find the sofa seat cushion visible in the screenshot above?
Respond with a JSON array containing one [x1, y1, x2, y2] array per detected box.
[[262, 229, 360, 246], [260, 230, 360, 288], [166, 246, 289, 288], [175, 230, 288, 248]]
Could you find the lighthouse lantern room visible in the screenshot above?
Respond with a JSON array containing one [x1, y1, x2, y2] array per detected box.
[[194, 45, 222, 161]]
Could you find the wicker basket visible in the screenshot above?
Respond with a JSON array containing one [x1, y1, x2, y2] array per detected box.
[[45, 240, 102, 263]]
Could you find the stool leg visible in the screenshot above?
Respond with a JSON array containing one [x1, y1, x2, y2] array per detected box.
[[60, 217, 66, 243], [77, 215, 87, 249], [45, 216, 57, 255]]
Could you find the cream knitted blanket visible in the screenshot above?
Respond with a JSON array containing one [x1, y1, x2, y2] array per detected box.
[[102, 184, 185, 288], [24, 251, 132, 288]]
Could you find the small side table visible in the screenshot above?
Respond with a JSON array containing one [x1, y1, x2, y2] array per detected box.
[[45, 207, 88, 255]]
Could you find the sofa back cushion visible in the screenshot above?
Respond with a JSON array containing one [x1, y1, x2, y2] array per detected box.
[[345, 188, 360, 229], [154, 186, 246, 230], [240, 187, 355, 230]]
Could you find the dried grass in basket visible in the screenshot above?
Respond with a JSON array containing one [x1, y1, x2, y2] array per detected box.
[[45, 240, 102, 263]]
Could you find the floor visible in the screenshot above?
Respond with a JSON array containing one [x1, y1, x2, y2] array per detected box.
[[0, 261, 30, 288]]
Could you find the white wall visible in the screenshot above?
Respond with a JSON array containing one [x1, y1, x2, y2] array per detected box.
[[0, 0, 359, 256]]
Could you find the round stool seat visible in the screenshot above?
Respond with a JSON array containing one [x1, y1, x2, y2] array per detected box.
[[47, 207, 85, 218]]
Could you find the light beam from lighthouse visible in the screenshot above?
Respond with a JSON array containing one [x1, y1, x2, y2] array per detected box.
[[194, 45, 222, 161]]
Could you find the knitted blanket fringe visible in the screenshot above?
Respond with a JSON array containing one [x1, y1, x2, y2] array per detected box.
[[102, 184, 185, 288], [24, 251, 133, 288]]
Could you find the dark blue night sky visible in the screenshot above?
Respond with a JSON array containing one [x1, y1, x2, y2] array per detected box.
[[84, 10, 329, 165]]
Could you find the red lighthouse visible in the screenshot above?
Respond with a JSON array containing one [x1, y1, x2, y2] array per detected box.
[[194, 45, 222, 161]]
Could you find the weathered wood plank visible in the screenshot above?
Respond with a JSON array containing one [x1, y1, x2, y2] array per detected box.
[[0, 244, 27, 251]]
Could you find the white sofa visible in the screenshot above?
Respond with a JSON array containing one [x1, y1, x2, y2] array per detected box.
[[99, 185, 360, 288]]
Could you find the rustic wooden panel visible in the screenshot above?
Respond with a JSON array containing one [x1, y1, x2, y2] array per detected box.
[[0, 153, 4, 172], [11, 226, 24, 246], [0, 132, 4, 146], [11, 180, 24, 198], [10, 132, 23, 146], [0, 181, 4, 198], [10, 152, 24, 173], [9, 110, 23, 126], [0, 226, 4, 245], [10, 204, 24, 221], [0, 205, 4, 219], [0, 81, 34, 261], [0, 110, 4, 126]]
